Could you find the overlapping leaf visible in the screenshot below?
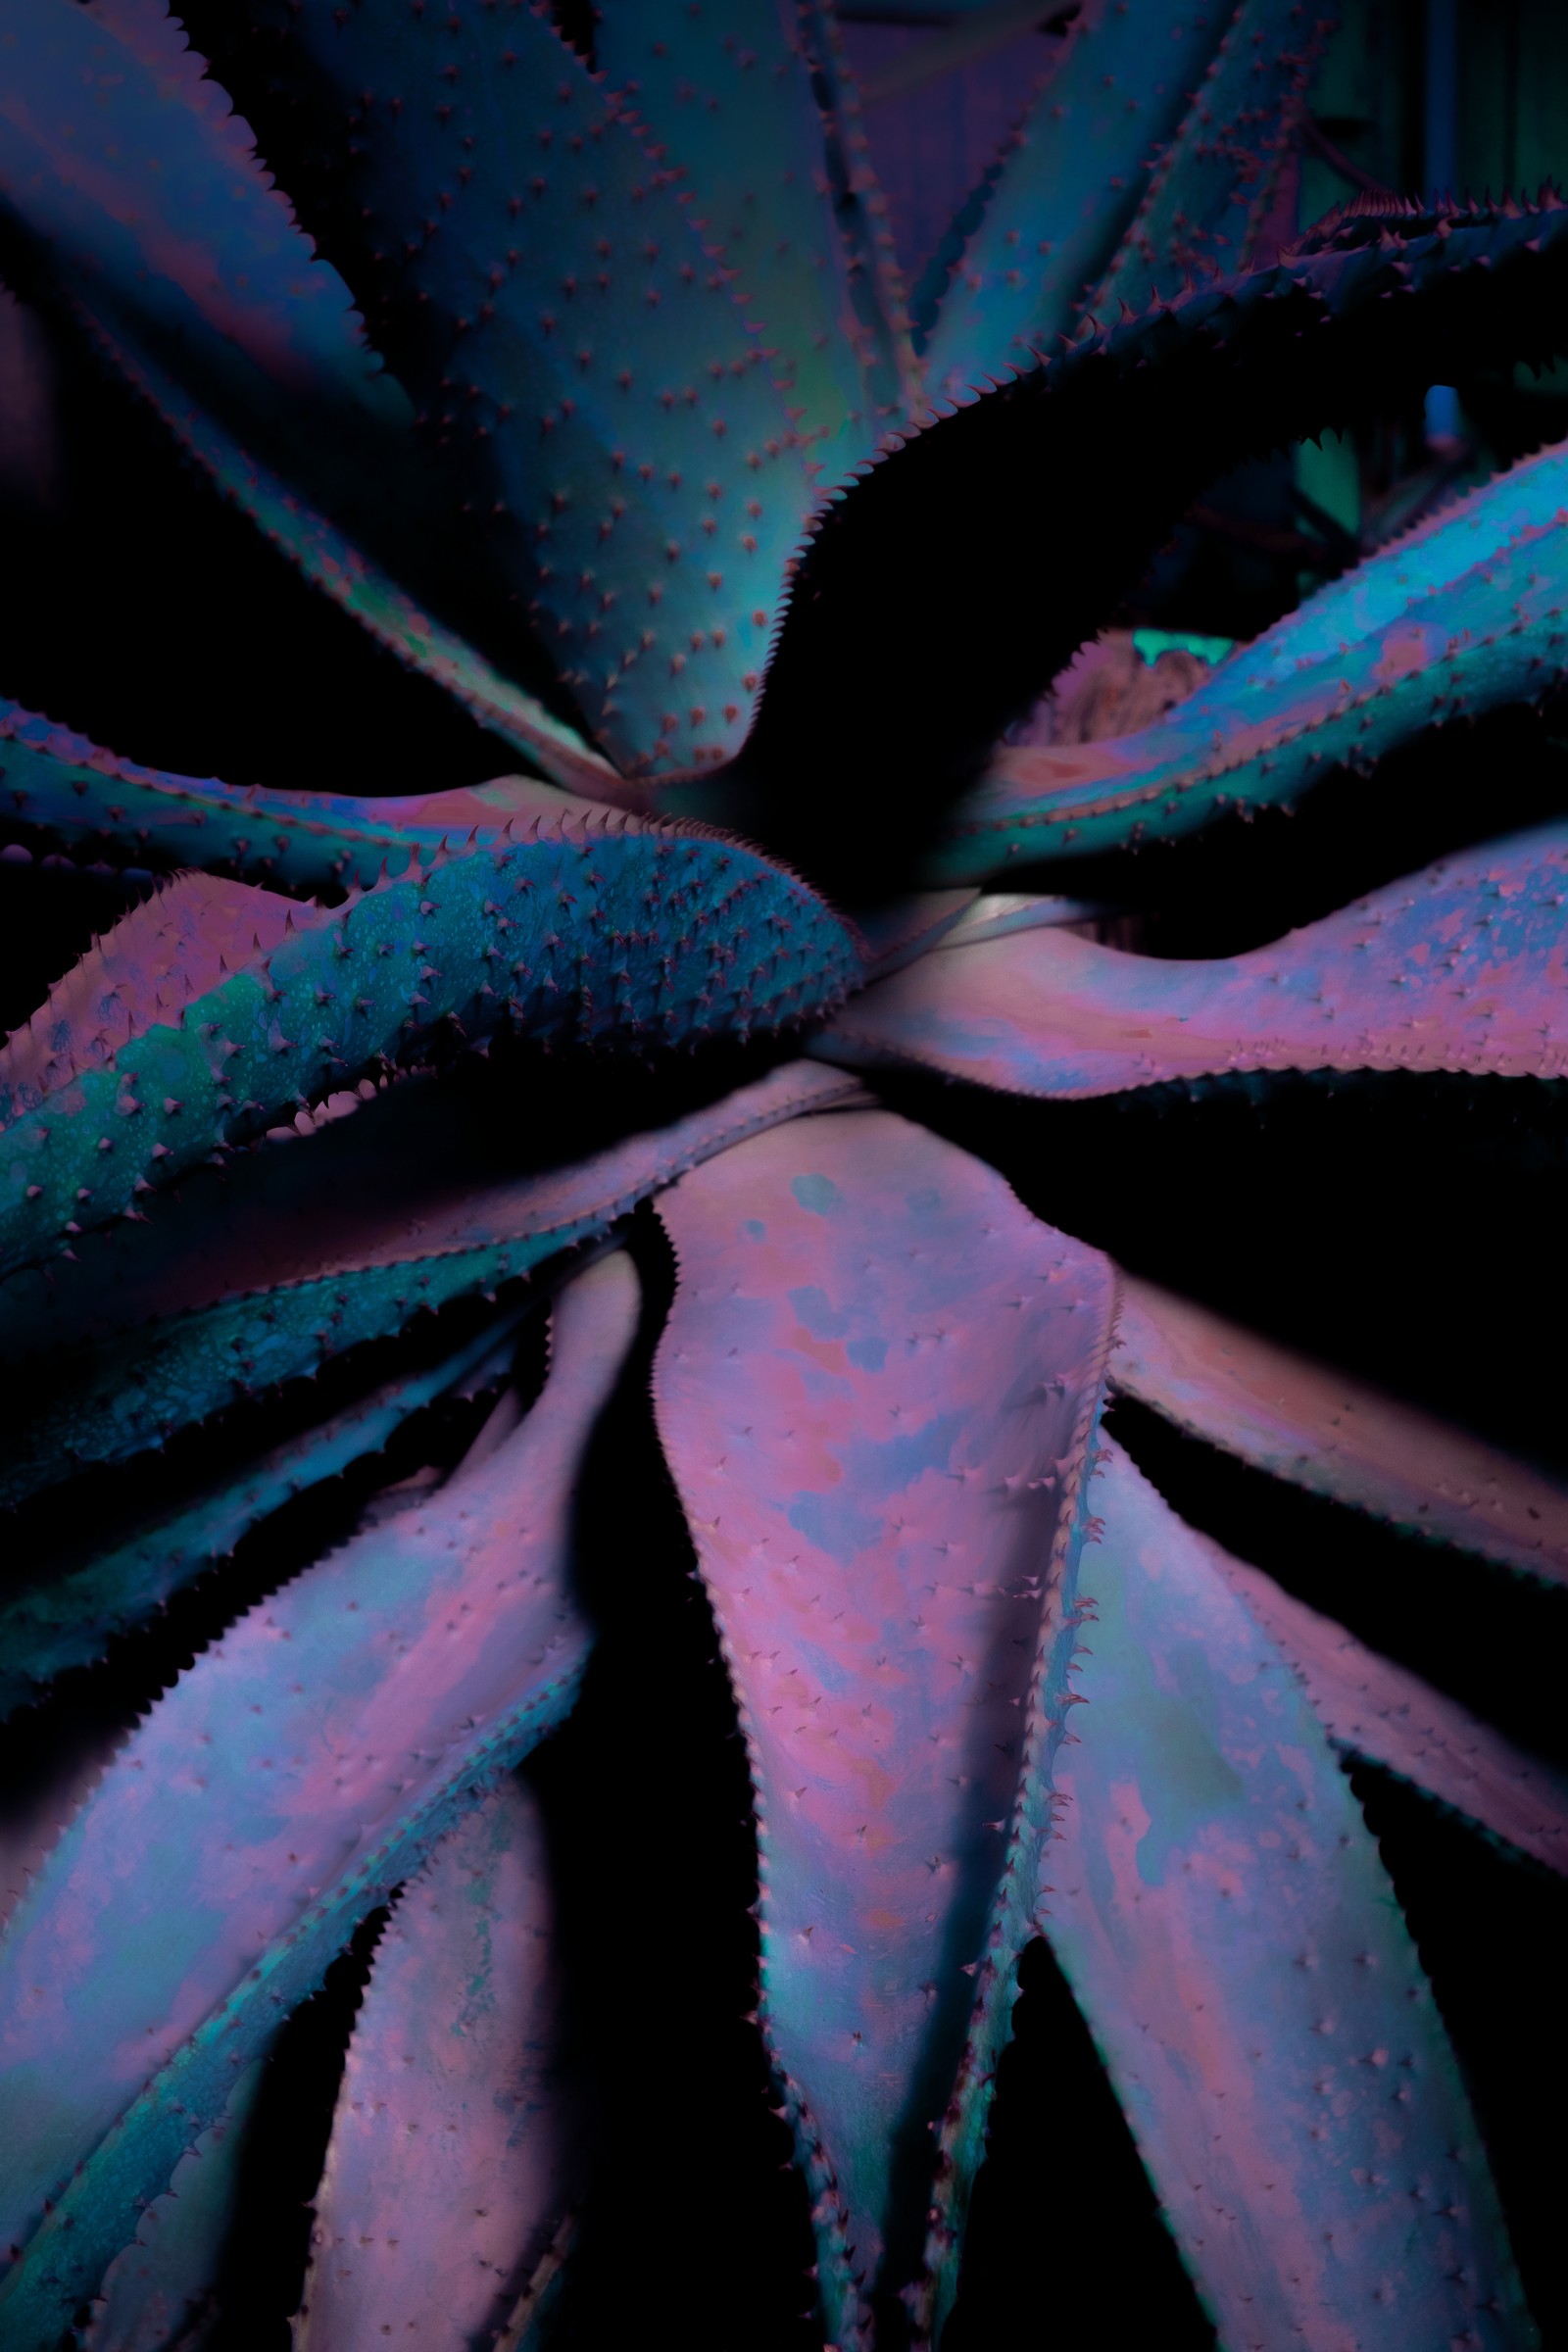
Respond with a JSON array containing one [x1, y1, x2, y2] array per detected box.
[[916, 0, 1234, 403], [595, 0, 914, 460], [1216, 1550, 1568, 1873], [298, 1776, 578, 2351], [934, 435, 1568, 878], [654, 1108, 1114, 2342], [0, 1250, 636, 2348], [1039, 1437, 1531, 2348], [816, 820, 1568, 1097], [229, 0, 820, 775], [0, 822, 860, 1276], [1113, 1277, 1568, 1584], [0, 1061, 862, 1500]]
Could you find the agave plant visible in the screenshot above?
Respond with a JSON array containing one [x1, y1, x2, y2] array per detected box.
[[2, 1, 1567, 2345]]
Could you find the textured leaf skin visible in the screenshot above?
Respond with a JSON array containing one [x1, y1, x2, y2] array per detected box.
[[1088, 0, 1330, 318], [55, 321, 621, 806], [1113, 1277, 1568, 1587], [935, 437, 1568, 877], [0, 695, 622, 889], [1216, 1553, 1568, 1875], [0, 824, 861, 1278], [594, 0, 910, 461], [815, 820, 1568, 1098], [0, 1062, 861, 1502], [700, 194, 1568, 861], [230, 0, 816, 776], [0, 1250, 638, 2349], [298, 1777, 577, 2352], [655, 1109, 1114, 2343], [0, 1313, 520, 1716], [1041, 1437, 1531, 2349], [916, 0, 1231, 406], [82, 2059, 264, 2352]]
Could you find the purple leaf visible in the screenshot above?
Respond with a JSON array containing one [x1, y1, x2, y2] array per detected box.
[[816, 821, 1568, 1097], [1112, 1276, 1568, 1586], [0, 1250, 638, 2347], [297, 1777, 579, 2352], [653, 1107, 1114, 2343], [0, 1061, 865, 1499], [1215, 1551, 1568, 1875], [1038, 1436, 1531, 2349]]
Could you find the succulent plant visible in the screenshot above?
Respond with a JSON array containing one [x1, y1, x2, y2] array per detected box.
[[1, 3, 1567, 2347]]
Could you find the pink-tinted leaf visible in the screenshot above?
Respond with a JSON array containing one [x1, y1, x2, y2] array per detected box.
[[0, 1251, 637, 2349], [815, 821, 1568, 1098], [297, 1777, 578, 2352], [1039, 1436, 1531, 2349], [653, 1108, 1114, 2344], [1214, 1551, 1568, 1874], [1112, 1277, 1568, 1586], [0, 1062, 865, 1500]]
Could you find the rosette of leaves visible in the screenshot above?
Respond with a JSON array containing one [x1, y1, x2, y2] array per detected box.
[[1, 3, 1567, 2347]]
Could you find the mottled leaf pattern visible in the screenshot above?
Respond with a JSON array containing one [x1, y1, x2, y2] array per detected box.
[[655, 1109, 1114, 2342], [1216, 1551, 1568, 1874], [1040, 1438, 1531, 2350]]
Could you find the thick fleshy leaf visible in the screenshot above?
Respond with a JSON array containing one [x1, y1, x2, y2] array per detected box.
[[1088, 0, 1329, 318], [915, 0, 1232, 404], [0, 818, 861, 1277], [0, 1060, 862, 1501], [230, 0, 818, 776], [0, 1250, 637, 2348], [654, 1108, 1115, 2343], [1112, 1277, 1568, 1586], [0, 1311, 521, 1715], [80, 2061, 264, 2352], [816, 820, 1568, 1099], [935, 436, 1568, 876], [0, 694, 621, 889], [47, 322, 620, 806], [705, 194, 1568, 846], [297, 1777, 577, 2352], [594, 0, 913, 459], [1215, 1551, 1568, 1874], [1039, 1436, 1530, 2348]]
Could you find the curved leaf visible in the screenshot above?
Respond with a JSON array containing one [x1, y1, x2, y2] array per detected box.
[[81, 2060, 264, 2352], [936, 436, 1568, 876], [0, 1311, 522, 1716], [916, 0, 1232, 404], [298, 1776, 579, 2352], [0, 1060, 863, 1500], [1037, 1436, 1531, 2348], [815, 820, 1568, 1098], [1112, 1276, 1568, 1586], [654, 1107, 1114, 2343], [594, 0, 913, 457], [229, 0, 819, 776], [1215, 1551, 1568, 1874], [0, 819, 861, 1277], [0, 695, 621, 889], [0, 1249, 638, 2349]]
